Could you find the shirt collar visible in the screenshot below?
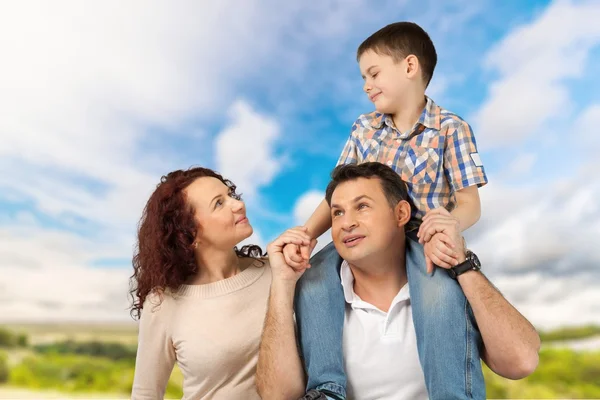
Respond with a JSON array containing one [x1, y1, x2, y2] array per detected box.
[[340, 260, 410, 312], [369, 96, 441, 132]]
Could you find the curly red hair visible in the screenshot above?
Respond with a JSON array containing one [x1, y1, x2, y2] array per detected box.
[[129, 166, 263, 320]]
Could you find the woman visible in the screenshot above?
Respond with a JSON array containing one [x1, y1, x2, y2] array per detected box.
[[129, 167, 298, 399]]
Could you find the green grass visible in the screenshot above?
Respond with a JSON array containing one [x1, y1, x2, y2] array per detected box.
[[1, 323, 600, 399], [484, 348, 600, 398], [1, 323, 139, 346], [539, 324, 600, 343]]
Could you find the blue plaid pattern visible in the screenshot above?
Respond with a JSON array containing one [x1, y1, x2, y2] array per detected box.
[[337, 97, 488, 225]]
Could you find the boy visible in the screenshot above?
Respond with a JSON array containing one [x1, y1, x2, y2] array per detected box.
[[284, 22, 488, 400]]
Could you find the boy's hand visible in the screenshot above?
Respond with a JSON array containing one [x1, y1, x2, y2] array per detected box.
[[417, 207, 457, 244], [282, 226, 314, 269], [268, 229, 316, 283], [424, 232, 459, 273]]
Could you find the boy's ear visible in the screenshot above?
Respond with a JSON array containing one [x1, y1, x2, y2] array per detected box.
[[394, 200, 412, 227], [405, 54, 419, 77]]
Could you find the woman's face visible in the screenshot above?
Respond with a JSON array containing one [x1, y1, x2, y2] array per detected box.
[[185, 177, 253, 250]]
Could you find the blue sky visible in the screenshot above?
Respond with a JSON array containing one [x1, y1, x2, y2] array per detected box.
[[1, 0, 599, 327]]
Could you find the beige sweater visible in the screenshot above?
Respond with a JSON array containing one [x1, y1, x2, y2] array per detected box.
[[131, 259, 271, 400]]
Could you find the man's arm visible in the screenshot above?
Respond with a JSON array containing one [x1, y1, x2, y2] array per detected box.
[[256, 280, 306, 399], [256, 229, 313, 400], [418, 209, 541, 379], [457, 270, 540, 379]]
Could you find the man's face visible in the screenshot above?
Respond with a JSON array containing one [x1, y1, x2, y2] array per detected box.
[[330, 177, 404, 265], [359, 49, 410, 115]]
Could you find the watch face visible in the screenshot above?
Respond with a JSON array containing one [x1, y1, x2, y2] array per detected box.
[[469, 252, 481, 268]]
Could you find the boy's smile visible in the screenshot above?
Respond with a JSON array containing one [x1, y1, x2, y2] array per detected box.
[[359, 49, 410, 115]]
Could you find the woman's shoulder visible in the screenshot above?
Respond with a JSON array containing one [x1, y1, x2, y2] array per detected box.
[[252, 256, 271, 273], [142, 288, 176, 315]]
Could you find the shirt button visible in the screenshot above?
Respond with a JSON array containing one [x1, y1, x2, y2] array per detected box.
[[386, 160, 393, 166]]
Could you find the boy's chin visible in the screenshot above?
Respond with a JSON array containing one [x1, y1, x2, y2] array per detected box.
[[374, 103, 393, 114]]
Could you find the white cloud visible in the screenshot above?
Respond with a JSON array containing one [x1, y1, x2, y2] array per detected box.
[[498, 153, 537, 180], [1, 0, 598, 331], [474, 0, 600, 149], [576, 104, 600, 146], [293, 191, 325, 225], [292, 190, 332, 254], [0, 1, 300, 322], [0, 0, 303, 231], [467, 162, 600, 328], [2, 0, 391, 322], [492, 273, 600, 329], [0, 224, 132, 322], [215, 101, 283, 197]]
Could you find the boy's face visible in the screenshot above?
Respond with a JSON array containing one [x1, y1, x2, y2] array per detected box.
[[359, 49, 411, 114], [330, 177, 409, 265]]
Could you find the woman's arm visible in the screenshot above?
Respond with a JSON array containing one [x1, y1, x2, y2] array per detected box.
[[131, 294, 177, 400]]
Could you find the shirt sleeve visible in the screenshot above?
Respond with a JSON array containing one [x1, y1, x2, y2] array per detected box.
[[131, 294, 177, 400], [443, 121, 488, 192], [336, 120, 361, 166]]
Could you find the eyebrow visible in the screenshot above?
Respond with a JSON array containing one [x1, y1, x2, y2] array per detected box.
[[331, 194, 374, 209]]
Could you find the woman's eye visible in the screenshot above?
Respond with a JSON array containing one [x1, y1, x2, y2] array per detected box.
[[215, 199, 223, 207]]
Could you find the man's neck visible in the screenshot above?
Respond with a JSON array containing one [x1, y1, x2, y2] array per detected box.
[[349, 248, 407, 313], [391, 92, 427, 134]]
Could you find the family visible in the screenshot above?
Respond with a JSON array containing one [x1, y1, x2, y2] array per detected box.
[[129, 22, 541, 400]]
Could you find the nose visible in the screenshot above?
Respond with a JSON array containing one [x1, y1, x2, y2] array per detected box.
[[340, 212, 358, 231], [363, 80, 371, 93], [231, 198, 244, 213]]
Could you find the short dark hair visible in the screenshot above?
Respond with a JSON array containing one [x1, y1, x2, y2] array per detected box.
[[325, 162, 411, 210], [357, 22, 437, 87]]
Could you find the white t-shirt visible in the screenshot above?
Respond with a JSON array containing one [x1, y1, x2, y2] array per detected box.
[[341, 261, 428, 400]]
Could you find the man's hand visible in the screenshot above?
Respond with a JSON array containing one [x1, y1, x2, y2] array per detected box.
[[282, 226, 313, 270], [268, 227, 317, 284]]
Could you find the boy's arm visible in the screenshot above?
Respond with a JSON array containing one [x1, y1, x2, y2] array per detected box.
[[304, 198, 332, 239], [284, 121, 360, 266], [420, 120, 487, 244], [305, 120, 361, 239], [451, 185, 481, 231]]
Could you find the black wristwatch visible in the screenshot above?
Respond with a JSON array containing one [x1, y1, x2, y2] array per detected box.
[[448, 251, 481, 279]]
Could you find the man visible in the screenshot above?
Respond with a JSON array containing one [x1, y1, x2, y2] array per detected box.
[[257, 162, 540, 400]]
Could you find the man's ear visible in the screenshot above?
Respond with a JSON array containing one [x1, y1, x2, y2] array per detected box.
[[394, 200, 412, 227]]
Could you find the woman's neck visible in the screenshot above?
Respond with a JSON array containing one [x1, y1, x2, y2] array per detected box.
[[188, 248, 243, 285]]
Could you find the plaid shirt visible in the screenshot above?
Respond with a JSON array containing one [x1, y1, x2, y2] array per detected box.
[[337, 97, 488, 228]]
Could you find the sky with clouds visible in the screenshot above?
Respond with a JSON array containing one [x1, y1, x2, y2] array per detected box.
[[1, 0, 599, 329]]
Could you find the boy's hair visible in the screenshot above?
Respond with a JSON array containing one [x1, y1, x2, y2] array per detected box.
[[325, 162, 411, 211], [357, 22, 437, 87]]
